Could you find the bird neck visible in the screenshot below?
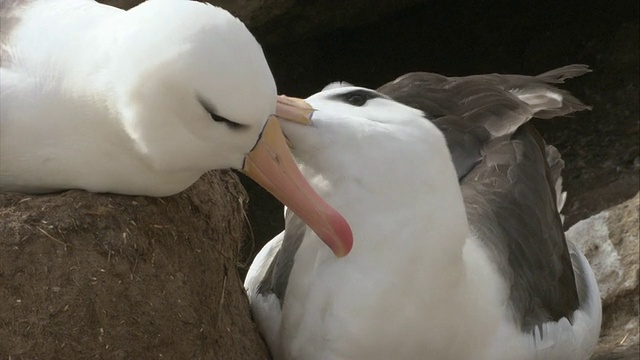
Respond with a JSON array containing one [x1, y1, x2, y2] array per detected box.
[[309, 149, 471, 279], [293, 157, 480, 347]]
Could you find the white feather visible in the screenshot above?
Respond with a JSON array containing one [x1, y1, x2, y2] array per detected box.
[[1, 0, 276, 196]]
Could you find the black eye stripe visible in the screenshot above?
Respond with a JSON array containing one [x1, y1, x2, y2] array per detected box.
[[330, 89, 385, 107], [198, 97, 247, 130], [209, 112, 246, 129]]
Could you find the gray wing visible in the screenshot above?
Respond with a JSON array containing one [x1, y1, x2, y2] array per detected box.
[[378, 65, 591, 332], [377, 65, 591, 180], [257, 207, 306, 306]]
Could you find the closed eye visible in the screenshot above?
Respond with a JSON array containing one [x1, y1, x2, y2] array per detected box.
[[208, 111, 246, 129], [198, 97, 247, 130]]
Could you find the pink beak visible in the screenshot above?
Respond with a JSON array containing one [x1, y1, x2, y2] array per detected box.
[[242, 113, 353, 258]]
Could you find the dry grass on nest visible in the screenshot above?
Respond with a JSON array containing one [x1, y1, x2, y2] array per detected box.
[[0, 170, 270, 359]]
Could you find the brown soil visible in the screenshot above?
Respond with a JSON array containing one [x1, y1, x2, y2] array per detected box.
[[0, 171, 269, 359]]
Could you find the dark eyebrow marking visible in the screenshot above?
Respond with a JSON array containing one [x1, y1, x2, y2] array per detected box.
[[329, 89, 387, 106], [198, 97, 248, 130]]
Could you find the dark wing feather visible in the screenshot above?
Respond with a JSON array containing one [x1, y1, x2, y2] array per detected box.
[[378, 65, 591, 332], [257, 208, 306, 307]]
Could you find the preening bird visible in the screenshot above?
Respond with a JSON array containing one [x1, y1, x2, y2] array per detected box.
[[245, 65, 601, 360]]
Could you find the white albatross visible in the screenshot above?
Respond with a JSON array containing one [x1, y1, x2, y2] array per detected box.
[[245, 65, 602, 359], [0, 0, 352, 256]]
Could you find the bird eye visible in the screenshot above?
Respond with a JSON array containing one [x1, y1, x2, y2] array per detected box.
[[198, 97, 247, 130], [209, 112, 246, 130], [332, 89, 383, 107], [346, 94, 367, 107]]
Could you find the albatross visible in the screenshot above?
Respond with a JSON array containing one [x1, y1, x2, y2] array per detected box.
[[245, 65, 602, 359], [0, 0, 352, 256]]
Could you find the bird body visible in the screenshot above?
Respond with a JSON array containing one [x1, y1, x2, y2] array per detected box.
[[1, 0, 276, 196], [246, 66, 601, 360]]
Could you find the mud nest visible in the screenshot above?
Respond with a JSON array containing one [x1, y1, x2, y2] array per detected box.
[[0, 171, 269, 359]]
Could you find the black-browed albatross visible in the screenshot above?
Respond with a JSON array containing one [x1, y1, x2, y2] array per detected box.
[[245, 65, 602, 359], [0, 0, 352, 256]]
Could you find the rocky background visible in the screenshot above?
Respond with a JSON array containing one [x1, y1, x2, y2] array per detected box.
[[1, 0, 638, 359]]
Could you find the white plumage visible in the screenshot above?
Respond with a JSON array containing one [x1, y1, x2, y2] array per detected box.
[[1, 0, 277, 196], [246, 78, 601, 359]]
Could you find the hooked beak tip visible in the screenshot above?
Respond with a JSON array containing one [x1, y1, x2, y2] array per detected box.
[[276, 95, 314, 125]]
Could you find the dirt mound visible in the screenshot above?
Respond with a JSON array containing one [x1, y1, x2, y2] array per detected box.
[[0, 171, 269, 359]]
